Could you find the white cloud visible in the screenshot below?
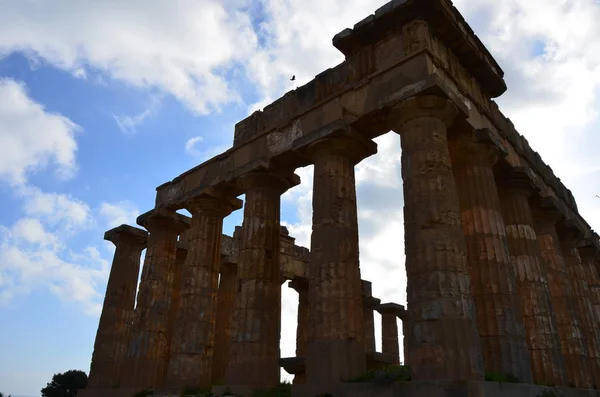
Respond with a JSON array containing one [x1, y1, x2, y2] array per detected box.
[[0, 78, 79, 185], [99, 201, 140, 229], [113, 94, 162, 134], [14, 185, 92, 231], [0, 1, 260, 115], [0, 220, 108, 314], [185, 136, 205, 156]]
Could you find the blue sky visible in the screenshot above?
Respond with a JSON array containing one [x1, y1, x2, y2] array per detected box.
[[1, 1, 600, 396]]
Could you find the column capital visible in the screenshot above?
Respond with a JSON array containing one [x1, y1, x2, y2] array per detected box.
[[387, 94, 459, 130], [137, 208, 191, 233], [306, 130, 377, 165], [375, 303, 406, 318], [578, 237, 600, 262], [531, 196, 565, 226], [184, 193, 243, 218], [237, 169, 300, 195], [496, 166, 540, 198], [450, 128, 508, 166], [104, 224, 148, 249], [289, 278, 308, 293], [557, 219, 586, 246]]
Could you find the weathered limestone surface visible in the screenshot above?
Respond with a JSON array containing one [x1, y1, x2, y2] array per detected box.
[[532, 203, 591, 388], [290, 279, 309, 384], [559, 225, 600, 388], [376, 303, 403, 365], [304, 133, 376, 388], [212, 261, 238, 384], [578, 237, 600, 380], [225, 171, 299, 387], [449, 128, 531, 382], [121, 209, 190, 389], [165, 195, 242, 389], [388, 95, 483, 381], [497, 170, 566, 386], [87, 225, 148, 389]]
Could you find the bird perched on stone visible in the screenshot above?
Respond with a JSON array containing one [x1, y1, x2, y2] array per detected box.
[[290, 75, 296, 81]]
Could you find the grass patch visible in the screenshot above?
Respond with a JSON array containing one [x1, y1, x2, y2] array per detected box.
[[347, 365, 411, 383], [484, 372, 519, 383]]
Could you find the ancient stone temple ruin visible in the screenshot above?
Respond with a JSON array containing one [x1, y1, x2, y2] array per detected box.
[[79, 0, 600, 396]]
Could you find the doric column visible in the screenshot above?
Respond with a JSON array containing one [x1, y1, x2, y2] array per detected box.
[[87, 225, 148, 389], [532, 200, 591, 388], [558, 223, 600, 388], [375, 304, 404, 365], [362, 281, 380, 355], [387, 95, 483, 381], [305, 132, 376, 387], [579, 237, 600, 389], [289, 278, 309, 384], [164, 236, 188, 374], [211, 261, 238, 384], [166, 194, 242, 390], [225, 170, 299, 388], [448, 129, 531, 382], [497, 169, 566, 386], [121, 209, 190, 389]]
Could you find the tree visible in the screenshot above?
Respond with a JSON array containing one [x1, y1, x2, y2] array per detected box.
[[41, 370, 88, 397], [0, 392, 12, 397]]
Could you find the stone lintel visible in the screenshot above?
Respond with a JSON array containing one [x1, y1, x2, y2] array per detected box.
[[375, 303, 406, 318], [333, 0, 505, 97], [103, 224, 148, 247], [279, 357, 306, 375], [136, 208, 191, 232]]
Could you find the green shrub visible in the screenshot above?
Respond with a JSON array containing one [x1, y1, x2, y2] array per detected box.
[[484, 372, 519, 383]]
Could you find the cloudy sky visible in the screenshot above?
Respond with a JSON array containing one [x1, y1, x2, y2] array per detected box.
[[1, 0, 600, 395]]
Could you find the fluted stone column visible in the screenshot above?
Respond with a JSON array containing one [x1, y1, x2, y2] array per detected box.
[[225, 170, 299, 387], [166, 195, 242, 390], [388, 95, 484, 381], [212, 261, 238, 384], [362, 281, 379, 355], [290, 278, 309, 384], [449, 129, 531, 382], [532, 202, 591, 388], [376, 304, 403, 364], [87, 225, 148, 389], [165, 238, 188, 373], [578, 237, 600, 359], [497, 170, 566, 386], [121, 209, 190, 389], [305, 133, 376, 387], [559, 225, 600, 388]]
